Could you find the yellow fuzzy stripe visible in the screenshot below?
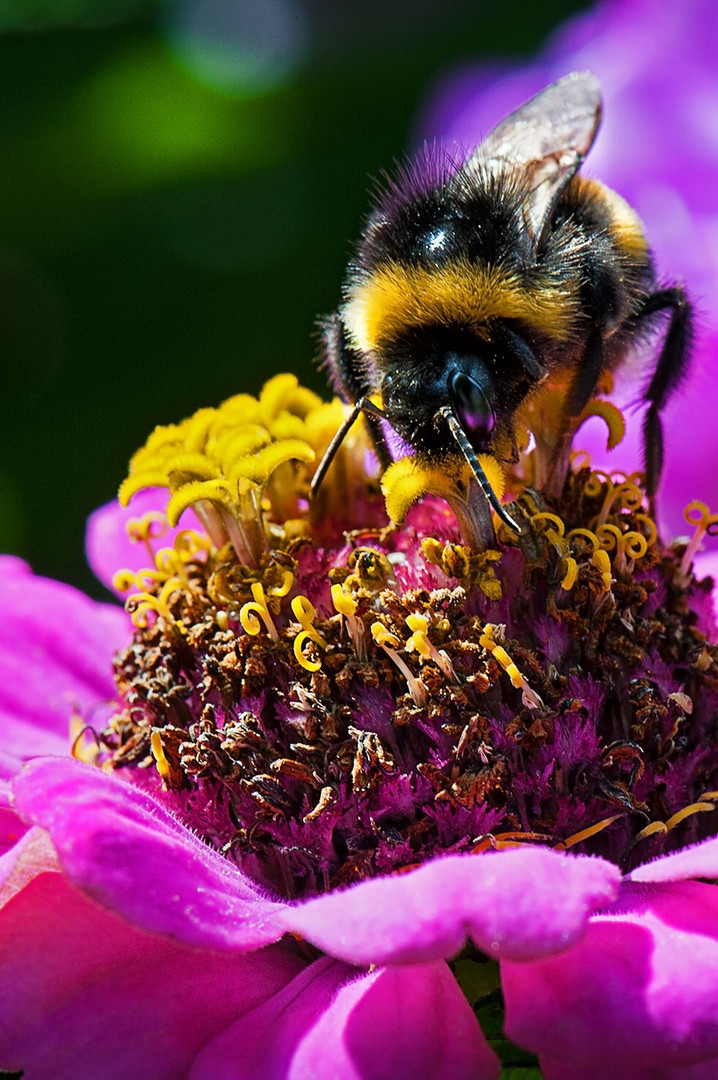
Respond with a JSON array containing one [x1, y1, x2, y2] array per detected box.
[[343, 259, 580, 352]]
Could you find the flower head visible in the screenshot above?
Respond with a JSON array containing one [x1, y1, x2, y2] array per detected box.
[[3, 352, 718, 1077]]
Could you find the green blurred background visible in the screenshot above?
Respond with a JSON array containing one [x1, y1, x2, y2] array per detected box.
[[0, 0, 587, 596]]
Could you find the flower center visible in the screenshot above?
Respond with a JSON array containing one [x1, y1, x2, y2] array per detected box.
[[90, 377, 718, 900]]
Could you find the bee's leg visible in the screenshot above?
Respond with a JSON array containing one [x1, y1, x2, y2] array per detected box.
[[319, 313, 392, 468], [629, 287, 692, 499]]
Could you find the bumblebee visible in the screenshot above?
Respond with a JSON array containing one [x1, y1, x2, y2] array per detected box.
[[311, 71, 691, 533]]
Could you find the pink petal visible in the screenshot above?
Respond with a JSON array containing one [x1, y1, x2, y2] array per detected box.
[[86, 489, 203, 595], [541, 1056, 718, 1080], [0, 780, 27, 857], [629, 835, 718, 882], [694, 549, 718, 622], [282, 847, 620, 965], [12, 757, 288, 951], [502, 879, 718, 1071], [0, 557, 129, 778], [0, 832, 303, 1080], [191, 956, 499, 1080]]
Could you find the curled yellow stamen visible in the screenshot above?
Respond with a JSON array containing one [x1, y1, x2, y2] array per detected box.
[[583, 469, 612, 500], [576, 399, 626, 451], [595, 475, 644, 528], [331, 583, 366, 660], [634, 801, 717, 846], [269, 569, 295, 597], [126, 512, 167, 561], [371, 621, 427, 707], [479, 623, 542, 710], [633, 513, 658, 549], [530, 511, 568, 556], [595, 523, 648, 573], [70, 715, 100, 764], [565, 527, 599, 552], [125, 577, 185, 635], [151, 730, 172, 783], [559, 556, 579, 590], [291, 595, 327, 672], [680, 500, 718, 580], [239, 583, 279, 641], [405, 613, 457, 682]]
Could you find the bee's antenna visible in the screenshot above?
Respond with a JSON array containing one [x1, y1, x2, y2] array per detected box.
[[438, 405, 521, 534], [310, 396, 387, 499]]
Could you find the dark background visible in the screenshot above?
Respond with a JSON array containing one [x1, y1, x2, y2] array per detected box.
[[0, 0, 588, 596]]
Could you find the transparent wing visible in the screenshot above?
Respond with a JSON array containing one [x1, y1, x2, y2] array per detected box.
[[456, 71, 603, 244]]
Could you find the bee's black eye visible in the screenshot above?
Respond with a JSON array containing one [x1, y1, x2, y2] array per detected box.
[[448, 370, 496, 447]]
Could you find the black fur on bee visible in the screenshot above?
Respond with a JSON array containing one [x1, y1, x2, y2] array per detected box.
[[311, 71, 692, 533]]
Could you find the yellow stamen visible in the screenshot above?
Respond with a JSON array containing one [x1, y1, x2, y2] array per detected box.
[[239, 583, 279, 641], [291, 595, 327, 672], [371, 621, 427, 706], [565, 527, 599, 552], [680, 500, 718, 581], [530, 511, 568, 556], [125, 577, 185, 635], [151, 730, 172, 782], [595, 523, 648, 573], [556, 815, 621, 849], [479, 623, 542, 709], [634, 801, 717, 846], [575, 399, 626, 451], [331, 583, 366, 660], [559, 556, 579, 590], [119, 374, 328, 566], [126, 512, 167, 561], [664, 802, 717, 831], [405, 613, 457, 682]]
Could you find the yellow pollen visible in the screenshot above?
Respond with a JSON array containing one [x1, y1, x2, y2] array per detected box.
[[291, 595, 327, 672], [331, 584, 366, 660], [331, 583, 357, 618], [239, 582, 279, 641], [151, 730, 172, 782], [479, 623, 542, 709], [405, 613, 457, 682], [371, 621, 427, 706], [381, 452, 505, 527]]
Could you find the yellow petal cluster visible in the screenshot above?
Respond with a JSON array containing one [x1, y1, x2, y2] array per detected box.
[[118, 374, 345, 564]]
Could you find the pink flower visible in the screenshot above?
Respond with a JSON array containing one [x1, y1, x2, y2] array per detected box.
[[2, 366, 718, 1077], [416, 0, 718, 542]]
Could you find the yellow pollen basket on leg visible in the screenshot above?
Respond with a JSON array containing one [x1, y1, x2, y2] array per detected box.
[[381, 452, 506, 525]]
